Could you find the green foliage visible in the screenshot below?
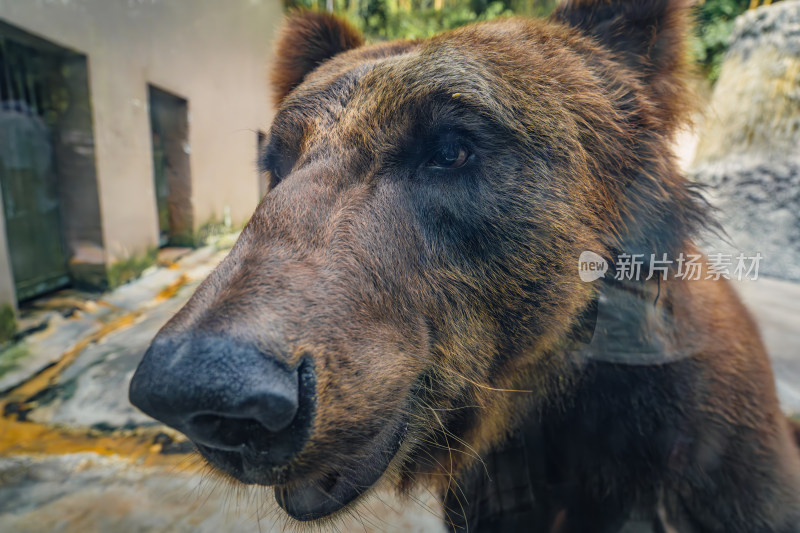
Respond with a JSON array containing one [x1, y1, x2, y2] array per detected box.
[[192, 211, 246, 250], [283, 0, 776, 82], [359, 1, 511, 40], [106, 247, 158, 289], [165, 231, 198, 248], [286, 0, 556, 40], [0, 304, 16, 345], [691, 0, 754, 82], [193, 215, 232, 248], [0, 342, 28, 378]]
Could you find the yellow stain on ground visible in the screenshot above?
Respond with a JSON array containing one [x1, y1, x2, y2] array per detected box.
[[3, 313, 138, 407], [0, 417, 195, 470], [156, 274, 190, 302], [0, 273, 195, 468]]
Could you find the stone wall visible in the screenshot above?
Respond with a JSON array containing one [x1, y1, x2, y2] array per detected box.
[[692, 0, 800, 280]]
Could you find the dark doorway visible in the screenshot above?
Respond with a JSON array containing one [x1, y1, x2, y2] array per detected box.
[[0, 23, 102, 301], [0, 33, 68, 300], [148, 85, 192, 247]]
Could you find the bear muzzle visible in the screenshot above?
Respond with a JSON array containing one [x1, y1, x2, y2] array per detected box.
[[129, 332, 316, 485]]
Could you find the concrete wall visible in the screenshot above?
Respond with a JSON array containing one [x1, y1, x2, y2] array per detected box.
[[0, 0, 282, 265]]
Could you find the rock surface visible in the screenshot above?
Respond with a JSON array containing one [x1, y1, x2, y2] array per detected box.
[[692, 0, 800, 281], [733, 277, 800, 411]]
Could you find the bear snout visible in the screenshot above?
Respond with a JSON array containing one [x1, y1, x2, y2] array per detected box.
[[129, 332, 316, 482]]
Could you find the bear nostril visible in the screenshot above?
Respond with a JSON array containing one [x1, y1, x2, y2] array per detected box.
[[242, 388, 299, 433], [186, 413, 268, 451]]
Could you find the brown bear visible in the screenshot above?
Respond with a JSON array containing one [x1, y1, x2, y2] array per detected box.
[[129, 1, 800, 531]]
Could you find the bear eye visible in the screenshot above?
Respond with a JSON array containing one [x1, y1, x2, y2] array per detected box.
[[427, 143, 470, 169], [270, 164, 285, 182], [260, 144, 293, 185]]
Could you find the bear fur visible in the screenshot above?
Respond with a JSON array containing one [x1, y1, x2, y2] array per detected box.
[[138, 2, 800, 531]]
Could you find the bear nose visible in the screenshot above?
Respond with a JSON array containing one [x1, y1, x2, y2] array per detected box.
[[129, 333, 307, 454]]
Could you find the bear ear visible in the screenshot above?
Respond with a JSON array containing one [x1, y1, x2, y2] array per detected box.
[[552, 0, 693, 126], [270, 10, 365, 107]]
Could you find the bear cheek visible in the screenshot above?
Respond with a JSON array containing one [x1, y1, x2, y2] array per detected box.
[[303, 325, 428, 439]]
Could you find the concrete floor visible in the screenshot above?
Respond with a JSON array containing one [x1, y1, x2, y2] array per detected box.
[[732, 277, 800, 413]]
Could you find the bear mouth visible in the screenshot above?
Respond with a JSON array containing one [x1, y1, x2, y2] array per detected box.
[[274, 419, 408, 521]]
